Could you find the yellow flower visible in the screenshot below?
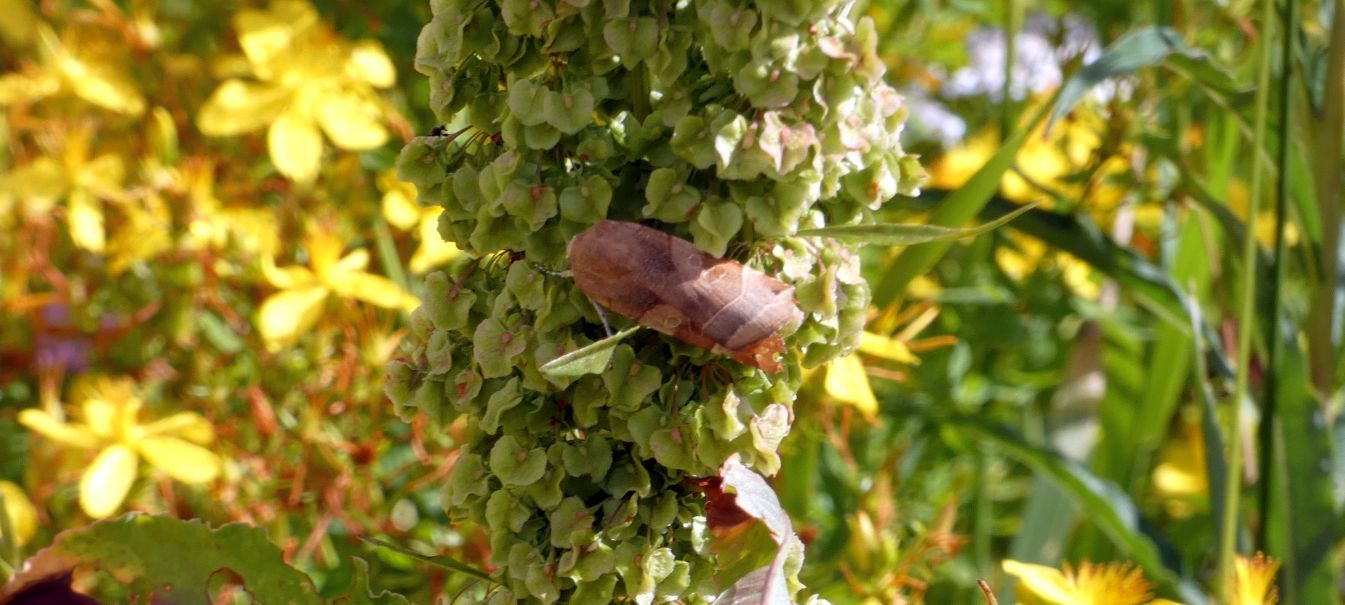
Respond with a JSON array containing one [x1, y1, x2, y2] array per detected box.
[[0, 127, 126, 253], [18, 376, 221, 519], [168, 159, 279, 258], [198, 0, 396, 183], [0, 480, 38, 547], [1151, 412, 1209, 519], [824, 352, 879, 418], [1234, 553, 1279, 605], [258, 227, 420, 350], [1002, 559, 1164, 605], [0, 23, 145, 115], [379, 171, 461, 274], [106, 193, 174, 275]]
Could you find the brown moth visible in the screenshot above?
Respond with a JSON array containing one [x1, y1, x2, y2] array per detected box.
[[567, 220, 803, 373]]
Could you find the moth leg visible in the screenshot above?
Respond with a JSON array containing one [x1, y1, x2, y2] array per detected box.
[[592, 301, 613, 337]]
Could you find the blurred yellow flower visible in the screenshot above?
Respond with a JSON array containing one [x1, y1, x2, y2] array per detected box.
[[0, 23, 145, 115], [824, 352, 878, 418], [0, 127, 126, 253], [18, 376, 221, 519], [995, 234, 1099, 300], [927, 103, 1128, 223], [198, 0, 396, 183], [167, 160, 279, 258], [106, 194, 174, 275], [258, 227, 420, 350], [1151, 413, 1209, 519], [1002, 559, 1169, 605], [379, 171, 461, 274], [1234, 553, 1279, 605], [0, 480, 37, 547]]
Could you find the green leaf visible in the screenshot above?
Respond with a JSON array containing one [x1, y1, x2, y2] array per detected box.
[[1051, 27, 1232, 130], [342, 558, 412, 605], [796, 202, 1036, 246], [540, 326, 641, 379], [0, 514, 322, 605], [489, 435, 548, 487], [872, 94, 1056, 308], [943, 418, 1206, 604], [360, 537, 496, 585]]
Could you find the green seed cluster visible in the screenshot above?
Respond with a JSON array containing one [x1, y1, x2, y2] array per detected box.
[[387, 0, 919, 602]]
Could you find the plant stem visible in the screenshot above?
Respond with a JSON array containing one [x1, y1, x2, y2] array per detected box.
[[1000, 0, 1021, 139], [1258, 0, 1297, 554], [1220, 0, 1277, 598], [1307, 0, 1345, 395]]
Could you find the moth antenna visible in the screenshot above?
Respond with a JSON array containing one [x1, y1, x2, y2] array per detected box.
[[534, 264, 572, 278], [592, 301, 613, 337]]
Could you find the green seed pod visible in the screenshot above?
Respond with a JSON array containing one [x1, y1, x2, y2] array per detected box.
[[392, 0, 917, 601]]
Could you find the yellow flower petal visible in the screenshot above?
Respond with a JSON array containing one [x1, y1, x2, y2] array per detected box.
[[330, 248, 372, 276], [0, 158, 67, 212], [135, 436, 221, 484], [67, 189, 105, 253], [197, 79, 290, 137], [1235, 553, 1280, 605], [824, 353, 878, 418], [261, 256, 317, 289], [327, 271, 420, 312], [303, 229, 346, 276], [348, 40, 396, 88], [0, 71, 59, 106], [138, 412, 215, 444], [268, 108, 324, 183], [1003, 560, 1078, 605], [79, 444, 138, 519], [257, 285, 330, 350], [316, 92, 389, 151], [411, 210, 461, 274], [234, 1, 318, 76], [0, 481, 37, 546], [17, 409, 99, 449], [59, 54, 146, 116], [857, 331, 917, 364], [79, 153, 126, 197], [381, 184, 421, 231]]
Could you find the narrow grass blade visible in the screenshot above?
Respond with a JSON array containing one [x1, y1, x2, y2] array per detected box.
[[361, 536, 497, 584], [944, 417, 1206, 605], [797, 202, 1036, 246]]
